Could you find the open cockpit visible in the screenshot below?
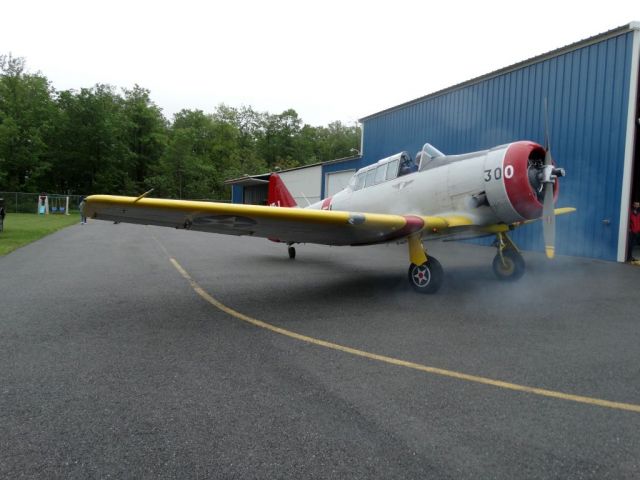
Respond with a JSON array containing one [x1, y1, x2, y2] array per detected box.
[[348, 143, 445, 192]]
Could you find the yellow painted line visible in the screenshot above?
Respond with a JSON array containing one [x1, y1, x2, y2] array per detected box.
[[169, 256, 640, 414]]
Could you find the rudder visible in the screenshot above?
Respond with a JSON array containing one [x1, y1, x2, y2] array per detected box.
[[267, 173, 297, 207]]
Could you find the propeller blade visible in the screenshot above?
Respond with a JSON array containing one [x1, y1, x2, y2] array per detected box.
[[543, 99, 553, 166], [542, 98, 560, 259], [542, 181, 556, 259], [544, 98, 550, 152]]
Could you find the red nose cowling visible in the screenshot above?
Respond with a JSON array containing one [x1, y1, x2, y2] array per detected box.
[[503, 141, 559, 220]]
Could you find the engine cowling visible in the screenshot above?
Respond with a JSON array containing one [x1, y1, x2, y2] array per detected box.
[[483, 141, 559, 224]]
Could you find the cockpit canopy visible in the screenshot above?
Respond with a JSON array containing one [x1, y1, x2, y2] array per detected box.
[[347, 143, 445, 191], [348, 151, 415, 191]]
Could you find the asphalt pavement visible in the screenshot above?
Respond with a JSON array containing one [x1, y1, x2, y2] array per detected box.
[[1, 219, 639, 479]]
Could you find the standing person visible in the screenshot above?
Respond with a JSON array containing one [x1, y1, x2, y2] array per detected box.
[[628, 200, 640, 261], [0, 198, 5, 232], [79, 196, 87, 225]]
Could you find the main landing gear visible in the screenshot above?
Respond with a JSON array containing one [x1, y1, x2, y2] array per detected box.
[[405, 232, 526, 293], [408, 257, 443, 294], [287, 232, 524, 293], [407, 234, 443, 294], [492, 232, 525, 281]]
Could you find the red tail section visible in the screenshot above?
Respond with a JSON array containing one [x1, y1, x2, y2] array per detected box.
[[267, 173, 297, 207]]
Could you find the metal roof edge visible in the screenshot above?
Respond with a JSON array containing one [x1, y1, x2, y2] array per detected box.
[[224, 173, 271, 185], [359, 22, 639, 122], [321, 154, 362, 166], [224, 155, 361, 184]]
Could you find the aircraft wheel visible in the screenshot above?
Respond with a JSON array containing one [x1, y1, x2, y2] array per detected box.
[[408, 256, 443, 294], [288, 246, 296, 259], [492, 249, 525, 281]]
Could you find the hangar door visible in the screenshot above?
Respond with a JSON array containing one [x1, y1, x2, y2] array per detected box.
[[325, 170, 355, 198], [279, 165, 322, 206]]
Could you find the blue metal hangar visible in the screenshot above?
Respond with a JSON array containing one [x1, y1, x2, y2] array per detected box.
[[226, 22, 640, 262]]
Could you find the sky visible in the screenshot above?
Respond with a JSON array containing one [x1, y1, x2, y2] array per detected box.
[[1, 0, 638, 126]]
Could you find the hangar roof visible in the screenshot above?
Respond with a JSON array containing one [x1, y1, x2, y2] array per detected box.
[[224, 154, 361, 185], [359, 22, 640, 122], [225, 176, 270, 186]]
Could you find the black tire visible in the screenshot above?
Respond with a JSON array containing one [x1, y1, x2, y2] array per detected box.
[[408, 256, 443, 294], [288, 246, 296, 259], [492, 249, 525, 281]]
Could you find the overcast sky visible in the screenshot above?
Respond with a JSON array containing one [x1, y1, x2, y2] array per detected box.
[[1, 0, 638, 126]]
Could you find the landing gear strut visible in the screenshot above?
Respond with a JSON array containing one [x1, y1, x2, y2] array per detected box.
[[492, 232, 525, 281], [407, 233, 443, 293]]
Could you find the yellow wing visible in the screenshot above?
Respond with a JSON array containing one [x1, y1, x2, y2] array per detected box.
[[86, 195, 576, 246], [479, 207, 576, 234], [86, 195, 461, 246]]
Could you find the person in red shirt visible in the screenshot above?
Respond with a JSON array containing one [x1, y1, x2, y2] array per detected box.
[[628, 201, 640, 261]]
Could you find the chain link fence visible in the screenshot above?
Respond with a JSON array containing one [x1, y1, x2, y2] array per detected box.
[[0, 192, 230, 216], [0, 192, 85, 214]]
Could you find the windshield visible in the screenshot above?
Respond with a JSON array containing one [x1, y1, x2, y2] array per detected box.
[[422, 143, 444, 158]]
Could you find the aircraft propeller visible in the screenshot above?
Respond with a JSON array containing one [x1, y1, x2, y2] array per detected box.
[[539, 99, 565, 259]]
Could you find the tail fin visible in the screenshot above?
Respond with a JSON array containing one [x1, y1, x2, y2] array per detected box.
[[267, 173, 297, 207]]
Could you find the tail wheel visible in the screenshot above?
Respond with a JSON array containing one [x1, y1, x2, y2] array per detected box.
[[492, 249, 525, 281], [288, 246, 296, 259], [408, 256, 443, 294]]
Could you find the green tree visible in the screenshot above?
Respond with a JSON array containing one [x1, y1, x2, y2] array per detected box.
[[147, 109, 246, 200], [0, 52, 363, 198], [49, 85, 129, 194], [0, 54, 56, 191], [315, 121, 361, 161], [257, 108, 303, 169], [146, 127, 215, 199], [211, 104, 267, 179], [121, 85, 167, 190]]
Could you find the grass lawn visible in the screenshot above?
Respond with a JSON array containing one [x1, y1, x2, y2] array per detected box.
[[0, 213, 80, 256]]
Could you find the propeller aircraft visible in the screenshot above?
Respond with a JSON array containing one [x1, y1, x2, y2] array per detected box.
[[85, 139, 574, 294]]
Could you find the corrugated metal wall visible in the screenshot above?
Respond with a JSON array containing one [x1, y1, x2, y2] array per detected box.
[[360, 32, 636, 260], [231, 185, 243, 203]]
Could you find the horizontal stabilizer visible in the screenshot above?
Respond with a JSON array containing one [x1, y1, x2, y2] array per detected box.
[[552, 207, 576, 216], [520, 207, 577, 226]]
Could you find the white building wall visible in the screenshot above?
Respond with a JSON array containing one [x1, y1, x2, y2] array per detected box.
[[279, 165, 322, 206], [325, 170, 356, 197]]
